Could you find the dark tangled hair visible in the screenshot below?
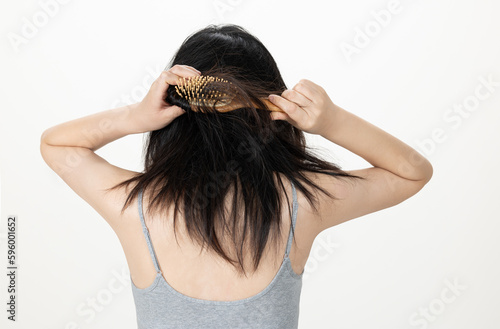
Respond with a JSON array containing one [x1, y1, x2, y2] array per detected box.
[[106, 24, 363, 277]]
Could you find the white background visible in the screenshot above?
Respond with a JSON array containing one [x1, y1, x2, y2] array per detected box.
[[1, 0, 499, 328]]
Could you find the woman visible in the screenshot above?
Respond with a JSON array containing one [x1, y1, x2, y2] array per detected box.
[[40, 24, 433, 328]]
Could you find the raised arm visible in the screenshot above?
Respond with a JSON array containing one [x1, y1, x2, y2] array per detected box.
[[268, 79, 433, 231]]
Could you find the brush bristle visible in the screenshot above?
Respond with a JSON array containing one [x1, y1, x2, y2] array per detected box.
[[174, 75, 234, 111]]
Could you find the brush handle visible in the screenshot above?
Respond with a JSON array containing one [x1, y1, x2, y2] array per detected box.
[[214, 98, 284, 113], [261, 99, 284, 112]]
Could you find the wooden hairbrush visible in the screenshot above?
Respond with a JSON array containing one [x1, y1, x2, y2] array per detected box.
[[171, 75, 283, 113]]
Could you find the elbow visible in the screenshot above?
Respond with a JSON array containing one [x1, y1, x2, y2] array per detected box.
[[39, 138, 51, 162], [40, 130, 54, 158], [40, 132, 46, 152], [418, 159, 434, 186], [427, 163, 434, 182], [40, 129, 51, 145]]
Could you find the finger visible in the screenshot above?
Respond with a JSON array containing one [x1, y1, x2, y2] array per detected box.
[[160, 68, 200, 86], [270, 111, 289, 121], [292, 79, 323, 102], [178, 64, 201, 74], [281, 89, 313, 107], [168, 105, 186, 117], [268, 94, 305, 123], [169, 65, 201, 80]]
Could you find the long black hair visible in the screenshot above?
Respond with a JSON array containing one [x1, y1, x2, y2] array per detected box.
[[107, 24, 363, 277]]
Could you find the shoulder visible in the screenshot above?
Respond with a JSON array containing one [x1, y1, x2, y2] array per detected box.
[[278, 171, 340, 243], [95, 167, 143, 235], [40, 143, 142, 233], [301, 167, 431, 233], [296, 170, 349, 236]]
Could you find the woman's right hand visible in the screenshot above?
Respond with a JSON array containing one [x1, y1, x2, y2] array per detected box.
[[268, 79, 339, 136]]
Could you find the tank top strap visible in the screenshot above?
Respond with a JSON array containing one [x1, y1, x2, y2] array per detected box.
[[138, 188, 162, 274], [285, 181, 298, 257]]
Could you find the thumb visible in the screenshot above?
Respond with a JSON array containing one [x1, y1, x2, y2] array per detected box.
[[166, 105, 186, 119], [270, 111, 289, 121]]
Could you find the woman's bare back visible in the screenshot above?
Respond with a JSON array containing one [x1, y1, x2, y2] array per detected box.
[[116, 173, 320, 301]]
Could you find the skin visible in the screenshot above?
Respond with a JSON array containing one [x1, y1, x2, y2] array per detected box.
[[40, 65, 201, 232], [40, 65, 433, 299], [39, 65, 310, 298], [268, 80, 433, 229]]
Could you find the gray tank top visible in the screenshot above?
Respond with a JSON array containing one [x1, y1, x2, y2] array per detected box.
[[130, 181, 303, 329]]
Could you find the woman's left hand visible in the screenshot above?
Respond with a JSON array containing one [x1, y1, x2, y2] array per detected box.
[[131, 65, 201, 133]]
